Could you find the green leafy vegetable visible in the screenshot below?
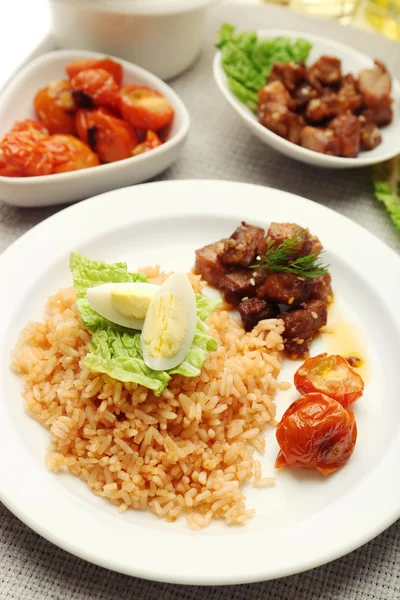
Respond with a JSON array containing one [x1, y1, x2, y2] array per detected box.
[[252, 231, 329, 278], [216, 23, 312, 112], [70, 252, 147, 299], [70, 253, 220, 395], [373, 156, 400, 230]]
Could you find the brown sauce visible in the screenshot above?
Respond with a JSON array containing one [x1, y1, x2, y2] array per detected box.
[[322, 302, 369, 382]]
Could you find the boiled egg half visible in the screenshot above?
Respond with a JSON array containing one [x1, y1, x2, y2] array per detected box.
[[86, 282, 160, 330], [141, 273, 197, 371]]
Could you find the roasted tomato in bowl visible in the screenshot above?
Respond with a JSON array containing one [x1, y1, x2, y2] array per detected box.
[[119, 85, 174, 131], [34, 79, 77, 135], [76, 108, 138, 163], [0, 49, 190, 207], [0, 53, 179, 181], [65, 57, 123, 85]]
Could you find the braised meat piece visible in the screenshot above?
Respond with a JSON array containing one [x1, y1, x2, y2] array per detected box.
[[258, 81, 296, 137], [337, 74, 363, 113], [328, 114, 361, 158], [292, 83, 319, 110], [367, 96, 392, 127], [358, 60, 393, 126], [268, 61, 306, 92], [258, 80, 295, 108], [257, 222, 322, 260], [284, 338, 311, 359], [257, 273, 312, 306], [309, 273, 333, 303], [219, 269, 267, 305], [359, 59, 391, 98], [359, 114, 382, 150], [309, 56, 342, 86], [257, 55, 390, 157], [220, 222, 265, 268], [194, 240, 229, 288], [305, 93, 341, 123], [287, 113, 305, 144], [281, 299, 328, 357], [238, 297, 279, 331], [300, 126, 341, 156]]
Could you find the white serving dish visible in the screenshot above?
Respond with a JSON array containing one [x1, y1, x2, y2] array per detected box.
[[214, 29, 400, 169], [0, 49, 190, 208], [0, 180, 400, 584], [48, 0, 216, 81]]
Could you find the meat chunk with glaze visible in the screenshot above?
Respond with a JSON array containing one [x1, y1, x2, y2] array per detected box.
[[194, 240, 229, 288], [281, 299, 328, 358], [309, 56, 342, 86], [305, 93, 341, 123], [257, 222, 322, 260], [268, 61, 306, 92], [300, 126, 341, 156], [292, 83, 318, 110], [238, 297, 279, 331], [220, 222, 265, 268], [286, 113, 305, 144], [309, 273, 333, 303], [358, 60, 393, 126], [219, 269, 267, 305], [337, 74, 363, 113], [359, 114, 382, 150], [257, 273, 312, 306], [258, 81, 296, 138], [328, 113, 361, 158]]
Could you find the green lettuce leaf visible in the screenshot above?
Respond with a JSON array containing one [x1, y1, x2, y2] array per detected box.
[[70, 253, 220, 394], [84, 326, 171, 392], [373, 157, 400, 230], [70, 252, 147, 331], [70, 252, 147, 299], [216, 23, 312, 113]]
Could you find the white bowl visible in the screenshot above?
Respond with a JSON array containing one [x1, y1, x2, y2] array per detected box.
[[48, 0, 216, 81], [0, 49, 190, 208], [214, 29, 400, 169]]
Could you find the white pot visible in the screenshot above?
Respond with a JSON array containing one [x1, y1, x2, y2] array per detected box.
[[48, 0, 216, 80]]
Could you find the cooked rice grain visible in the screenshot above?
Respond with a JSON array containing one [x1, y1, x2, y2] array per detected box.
[[12, 275, 285, 528]]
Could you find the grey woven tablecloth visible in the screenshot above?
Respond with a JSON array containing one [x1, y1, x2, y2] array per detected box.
[[1, 3, 399, 598]]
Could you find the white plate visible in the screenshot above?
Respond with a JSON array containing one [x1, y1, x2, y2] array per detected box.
[[0, 180, 399, 585], [213, 30, 400, 169], [0, 50, 190, 207]]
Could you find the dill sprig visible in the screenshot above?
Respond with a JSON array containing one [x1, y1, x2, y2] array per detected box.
[[252, 231, 329, 278]]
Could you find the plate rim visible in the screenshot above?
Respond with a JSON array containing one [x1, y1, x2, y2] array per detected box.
[[1, 179, 400, 585]]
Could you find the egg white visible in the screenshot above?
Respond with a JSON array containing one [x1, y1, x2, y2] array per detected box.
[[141, 273, 197, 371], [86, 282, 159, 330]]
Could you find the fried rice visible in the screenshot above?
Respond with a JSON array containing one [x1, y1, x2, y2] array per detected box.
[[11, 267, 287, 529]]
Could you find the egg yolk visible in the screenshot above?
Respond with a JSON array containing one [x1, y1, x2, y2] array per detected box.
[[142, 293, 188, 358], [111, 286, 154, 320]]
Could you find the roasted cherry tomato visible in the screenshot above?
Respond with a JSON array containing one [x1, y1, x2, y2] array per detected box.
[[70, 69, 120, 111], [132, 130, 163, 156], [0, 130, 53, 177], [11, 119, 49, 134], [34, 79, 76, 135], [275, 392, 357, 476], [45, 134, 100, 174], [294, 353, 364, 408], [119, 85, 174, 131], [76, 108, 137, 163], [66, 57, 123, 85]]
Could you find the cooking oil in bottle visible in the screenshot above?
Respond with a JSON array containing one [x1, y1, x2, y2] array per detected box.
[[364, 0, 400, 40], [288, 0, 361, 22]]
